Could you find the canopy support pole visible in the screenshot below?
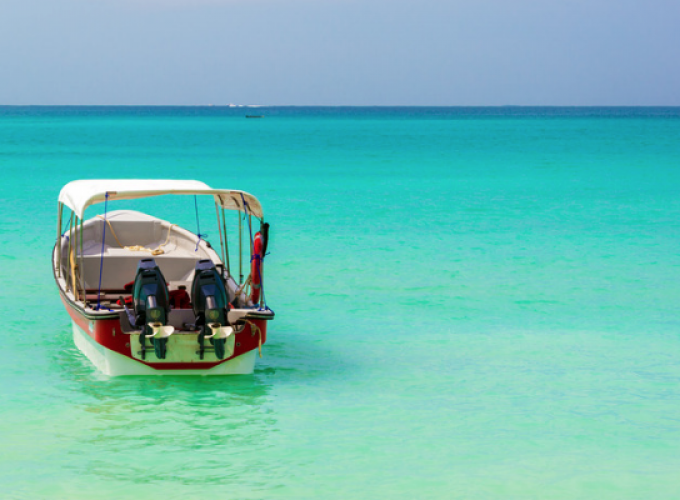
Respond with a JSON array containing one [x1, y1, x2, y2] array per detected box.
[[79, 217, 86, 301], [95, 193, 109, 310], [259, 219, 265, 310], [248, 214, 254, 255], [74, 216, 79, 300], [238, 211, 243, 284], [68, 212, 76, 299], [215, 201, 225, 267], [66, 211, 72, 288], [222, 206, 230, 277], [56, 203, 63, 278], [240, 193, 259, 307]]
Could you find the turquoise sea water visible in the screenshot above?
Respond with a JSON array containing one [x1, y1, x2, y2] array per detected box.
[[1, 106, 680, 499]]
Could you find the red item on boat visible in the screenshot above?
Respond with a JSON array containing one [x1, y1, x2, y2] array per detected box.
[[169, 288, 191, 309], [117, 295, 133, 306], [251, 231, 263, 303]]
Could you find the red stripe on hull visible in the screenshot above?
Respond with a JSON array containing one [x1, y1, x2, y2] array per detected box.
[[60, 295, 267, 370]]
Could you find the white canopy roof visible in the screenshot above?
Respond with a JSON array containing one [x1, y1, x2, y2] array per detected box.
[[58, 179, 264, 219]]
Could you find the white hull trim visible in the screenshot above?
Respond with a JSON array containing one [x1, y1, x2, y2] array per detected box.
[[72, 321, 257, 376]]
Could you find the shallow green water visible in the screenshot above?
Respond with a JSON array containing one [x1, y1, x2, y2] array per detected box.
[[1, 107, 680, 499]]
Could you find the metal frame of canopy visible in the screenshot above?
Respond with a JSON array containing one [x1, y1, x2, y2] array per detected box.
[[55, 179, 268, 309]]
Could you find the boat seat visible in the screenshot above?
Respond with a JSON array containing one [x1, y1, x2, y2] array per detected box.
[[80, 251, 204, 290]]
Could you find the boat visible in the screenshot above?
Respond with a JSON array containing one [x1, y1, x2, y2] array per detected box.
[[52, 179, 274, 376]]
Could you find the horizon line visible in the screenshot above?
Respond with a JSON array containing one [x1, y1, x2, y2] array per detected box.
[[2, 104, 680, 108]]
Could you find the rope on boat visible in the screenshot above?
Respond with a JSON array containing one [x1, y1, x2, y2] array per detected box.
[[194, 195, 208, 252], [233, 274, 251, 301], [230, 317, 262, 358], [252, 321, 262, 358], [241, 320, 262, 358], [95, 215, 176, 256], [62, 212, 72, 236]]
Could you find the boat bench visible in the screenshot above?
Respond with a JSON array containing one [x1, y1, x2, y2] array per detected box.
[[80, 248, 204, 290]]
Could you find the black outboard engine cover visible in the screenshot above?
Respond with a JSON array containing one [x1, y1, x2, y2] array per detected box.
[[132, 258, 171, 360], [191, 259, 230, 359]]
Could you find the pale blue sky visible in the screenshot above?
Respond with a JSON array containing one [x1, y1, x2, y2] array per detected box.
[[1, 0, 678, 105]]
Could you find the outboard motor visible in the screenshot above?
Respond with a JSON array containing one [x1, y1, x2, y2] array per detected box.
[[191, 259, 232, 360], [132, 258, 173, 360]]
